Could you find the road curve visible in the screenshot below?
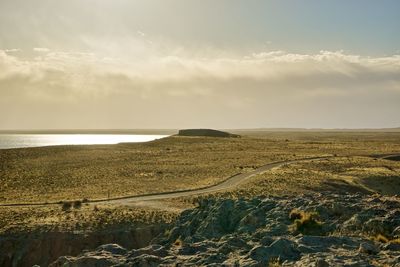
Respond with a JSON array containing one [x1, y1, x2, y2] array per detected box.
[[105, 156, 332, 206], [1, 153, 398, 207], [0, 156, 332, 207]]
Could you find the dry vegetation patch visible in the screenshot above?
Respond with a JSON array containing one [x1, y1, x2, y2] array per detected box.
[[1, 132, 400, 204], [1, 132, 400, 235], [289, 209, 323, 235], [202, 155, 400, 199], [0, 203, 178, 235]]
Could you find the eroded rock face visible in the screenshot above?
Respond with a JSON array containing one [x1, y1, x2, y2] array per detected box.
[[51, 194, 400, 266], [0, 224, 165, 267]]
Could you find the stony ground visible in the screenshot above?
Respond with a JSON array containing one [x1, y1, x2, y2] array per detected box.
[[51, 193, 400, 266]]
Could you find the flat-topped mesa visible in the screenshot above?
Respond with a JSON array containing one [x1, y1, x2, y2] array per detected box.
[[177, 129, 240, 138]]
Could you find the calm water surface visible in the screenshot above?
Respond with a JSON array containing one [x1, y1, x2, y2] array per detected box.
[[0, 134, 168, 149]]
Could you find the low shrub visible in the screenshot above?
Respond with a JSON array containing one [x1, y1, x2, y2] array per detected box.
[[289, 209, 323, 235], [289, 209, 302, 220], [61, 201, 72, 211], [73, 200, 82, 209]]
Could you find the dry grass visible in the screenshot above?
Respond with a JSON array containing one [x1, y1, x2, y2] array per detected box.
[[0, 136, 297, 203], [289, 209, 323, 235], [268, 258, 282, 267], [0, 203, 178, 235], [375, 234, 390, 243], [1, 132, 400, 204], [207, 155, 400, 199], [1, 131, 400, 234], [173, 238, 184, 247], [373, 234, 400, 245]]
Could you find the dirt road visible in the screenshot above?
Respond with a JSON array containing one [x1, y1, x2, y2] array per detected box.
[[2, 153, 398, 207]]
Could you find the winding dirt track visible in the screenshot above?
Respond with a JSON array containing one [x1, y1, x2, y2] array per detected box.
[[1, 153, 399, 207], [105, 156, 330, 206]]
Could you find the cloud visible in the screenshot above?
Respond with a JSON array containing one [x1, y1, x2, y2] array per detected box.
[[1, 48, 399, 97], [0, 48, 399, 128], [4, 49, 20, 53], [33, 47, 50, 52]]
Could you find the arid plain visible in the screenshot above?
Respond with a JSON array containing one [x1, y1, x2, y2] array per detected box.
[[1, 130, 400, 266]]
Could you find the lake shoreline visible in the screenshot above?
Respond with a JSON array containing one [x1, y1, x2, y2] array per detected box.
[[0, 134, 169, 149]]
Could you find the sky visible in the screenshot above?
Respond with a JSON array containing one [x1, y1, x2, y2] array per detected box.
[[0, 0, 399, 130]]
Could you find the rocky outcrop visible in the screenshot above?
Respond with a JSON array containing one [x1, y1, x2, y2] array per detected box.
[[0, 224, 165, 267], [177, 129, 240, 138], [51, 193, 400, 266]]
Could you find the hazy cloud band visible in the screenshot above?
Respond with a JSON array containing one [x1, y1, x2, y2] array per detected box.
[[0, 48, 399, 129]]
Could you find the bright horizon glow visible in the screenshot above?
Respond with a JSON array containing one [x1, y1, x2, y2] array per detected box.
[[0, 0, 399, 129], [0, 134, 168, 149]]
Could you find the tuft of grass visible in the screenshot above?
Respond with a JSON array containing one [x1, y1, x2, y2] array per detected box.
[[174, 238, 183, 247], [375, 234, 389, 243], [390, 238, 400, 244], [374, 234, 400, 245], [289, 209, 323, 235], [268, 257, 281, 267]]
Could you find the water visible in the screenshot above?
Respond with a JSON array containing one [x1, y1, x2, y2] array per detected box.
[[0, 134, 168, 149]]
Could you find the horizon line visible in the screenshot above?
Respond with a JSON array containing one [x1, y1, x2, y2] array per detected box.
[[0, 127, 399, 133]]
